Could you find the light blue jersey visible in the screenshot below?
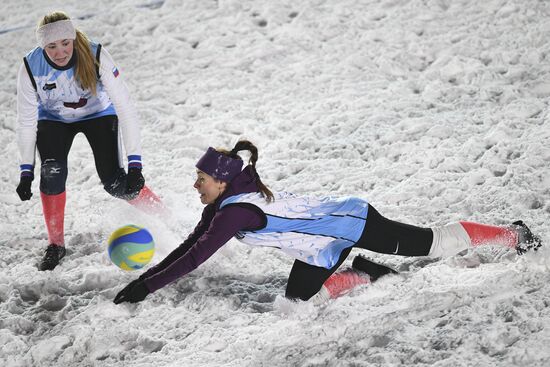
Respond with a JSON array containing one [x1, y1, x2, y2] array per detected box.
[[23, 43, 116, 122], [220, 192, 369, 269]]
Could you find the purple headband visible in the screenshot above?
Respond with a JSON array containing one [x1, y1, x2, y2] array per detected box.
[[196, 147, 243, 182]]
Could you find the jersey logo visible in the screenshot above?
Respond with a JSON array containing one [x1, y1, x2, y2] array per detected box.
[[43, 83, 57, 91], [393, 241, 400, 254], [63, 98, 88, 109], [235, 232, 245, 240], [112, 67, 119, 78]]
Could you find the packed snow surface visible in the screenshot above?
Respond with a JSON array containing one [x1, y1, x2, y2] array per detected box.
[[1, 0, 550, 366]]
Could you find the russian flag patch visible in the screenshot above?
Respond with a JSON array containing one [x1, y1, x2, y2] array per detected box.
[[112, 67, 120, 78]]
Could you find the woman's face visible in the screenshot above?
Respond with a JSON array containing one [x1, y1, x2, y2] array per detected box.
[[44, 39, 74, 67], [194, 170, 227, 205]]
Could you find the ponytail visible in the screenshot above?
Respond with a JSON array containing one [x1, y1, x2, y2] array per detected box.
[[73, 30, 98, 95], [220, 140, 274, 203]]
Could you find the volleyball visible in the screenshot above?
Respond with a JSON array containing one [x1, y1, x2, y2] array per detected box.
[[108, 225, 155, 270]]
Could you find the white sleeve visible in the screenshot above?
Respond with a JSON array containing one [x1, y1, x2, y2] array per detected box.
[[16, 62, 39, 174], [98, 46, 142, 165]]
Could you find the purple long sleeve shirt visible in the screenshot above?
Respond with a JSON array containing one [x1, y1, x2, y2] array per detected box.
[[141, 166, 265, 293]]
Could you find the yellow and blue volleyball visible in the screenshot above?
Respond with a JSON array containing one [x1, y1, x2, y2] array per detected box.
[[108, 225, 155, 271]]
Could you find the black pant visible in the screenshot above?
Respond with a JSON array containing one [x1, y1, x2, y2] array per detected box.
[[285, 204, 433, 301], [36, 115, 128, 198]]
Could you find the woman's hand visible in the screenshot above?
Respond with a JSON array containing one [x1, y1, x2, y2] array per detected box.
[[126, 167, 145, 196], [16, 176, 33, 201], [114, 278, 150, 304]]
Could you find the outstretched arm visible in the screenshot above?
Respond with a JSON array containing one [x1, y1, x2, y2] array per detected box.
[[114, 205, 263, 303], [139, 204, 217, 279], [142, 205, 262, 292]]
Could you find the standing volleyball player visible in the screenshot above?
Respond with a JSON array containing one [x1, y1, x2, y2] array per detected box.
[[15, 11, 163, 271]]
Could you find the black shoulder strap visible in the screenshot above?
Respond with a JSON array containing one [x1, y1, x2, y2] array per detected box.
[[95, 43, 102, 79], [222, 202, 268, 231], [23, 57, 37, 91]]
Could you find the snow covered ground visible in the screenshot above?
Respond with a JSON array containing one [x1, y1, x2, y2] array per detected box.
[[1, 0, 550, 365]]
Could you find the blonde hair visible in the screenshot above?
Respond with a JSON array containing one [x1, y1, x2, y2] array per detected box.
[[39, 11, 98, 95]]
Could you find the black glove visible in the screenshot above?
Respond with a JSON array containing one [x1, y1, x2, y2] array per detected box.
[[16, 176, 33, 201], [114, 279, 150, 304], [126, 167, 145, 196]]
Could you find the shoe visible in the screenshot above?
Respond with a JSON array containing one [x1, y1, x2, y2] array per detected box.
[[39, 244, 66, 271], [352, 255, 398, 281], [513, 220, 542, 255]]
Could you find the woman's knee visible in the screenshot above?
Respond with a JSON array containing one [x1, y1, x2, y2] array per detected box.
[[39, 159, 67, 195], [102, 168, 140, 200], [102, 168, 130, 199]]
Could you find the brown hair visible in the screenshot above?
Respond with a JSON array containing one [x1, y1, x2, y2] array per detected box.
[[219, 140, 274, 203], [39, 11, 98, 95]]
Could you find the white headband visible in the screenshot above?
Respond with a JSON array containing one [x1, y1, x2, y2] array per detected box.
[[36, 19, 76, 48]]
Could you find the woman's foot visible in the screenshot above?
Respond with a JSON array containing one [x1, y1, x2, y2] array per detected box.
[[513, 221, 542, 255], [39, 244, 66, 271], [352, 255, 398, 281]]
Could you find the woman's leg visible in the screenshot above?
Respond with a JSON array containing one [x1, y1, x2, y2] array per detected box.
[[286, 248, 353, 301], [286, 247, 373, 303], [355, 205, 433, 256], [80, 115, 165, 214], [285, 205, 433, 302], [358, 205, 536, 258], [429, 222, 517, 257], [79, 115, 127, 197], [36, 121, 76, 247], [36, 121, 77, 270]]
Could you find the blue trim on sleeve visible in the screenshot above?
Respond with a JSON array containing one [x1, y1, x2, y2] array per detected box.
[[20, 164, 34, 171], [128, 155, 142, 169], [20, 164, 34, 177]]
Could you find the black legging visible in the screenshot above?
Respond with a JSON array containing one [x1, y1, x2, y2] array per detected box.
[[36, 115, 130, 198], [285, 204, 433, 301]]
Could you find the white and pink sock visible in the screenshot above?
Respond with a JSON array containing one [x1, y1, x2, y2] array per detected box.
[[429, 221, 518, 258]]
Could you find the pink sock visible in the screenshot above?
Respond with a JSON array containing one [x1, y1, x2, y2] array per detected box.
[[128, 185, 167, 215], [323, 270, 370, 299], [41, 191, 66, 246], [460, 221, 518, 249]]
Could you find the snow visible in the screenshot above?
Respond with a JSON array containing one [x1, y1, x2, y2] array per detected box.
[[1, 0, 550, 366]]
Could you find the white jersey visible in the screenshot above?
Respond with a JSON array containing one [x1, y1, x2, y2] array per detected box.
[[16, 42, 142, 171], [220, 192, 369, 269], [24, 43, 115, 122]]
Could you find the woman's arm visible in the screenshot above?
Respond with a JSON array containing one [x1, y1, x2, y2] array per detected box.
[[139, 205, 216, 279], [142, 205, 263, 293], [16, 63, 39, 176], [97, 46, 142, 166]]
